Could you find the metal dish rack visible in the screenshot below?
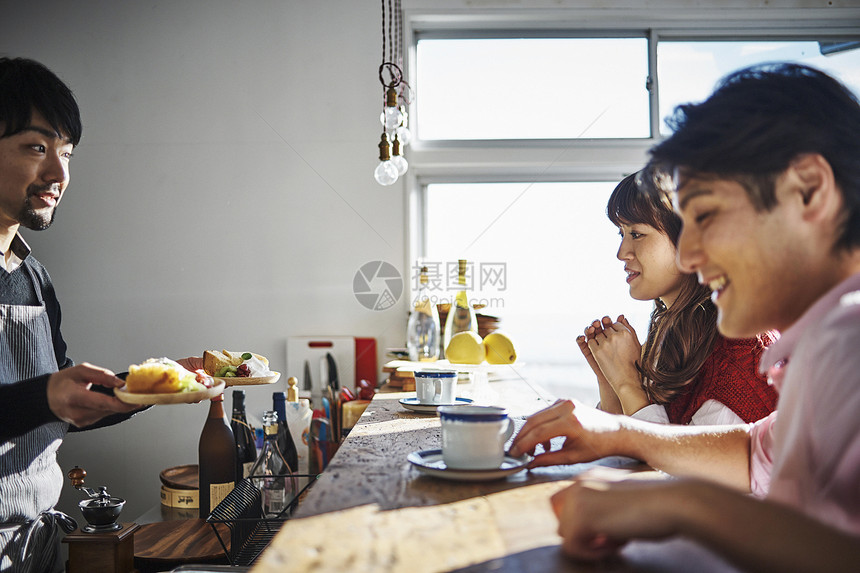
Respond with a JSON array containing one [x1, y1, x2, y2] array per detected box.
[[205, 475, 316, 566]]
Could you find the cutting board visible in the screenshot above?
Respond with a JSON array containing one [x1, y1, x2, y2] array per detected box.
[[286, 336, 356, 406]]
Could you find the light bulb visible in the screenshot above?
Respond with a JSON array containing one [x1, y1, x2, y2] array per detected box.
[[396, 125, 412, 147], [390, 154, 408, 176], [380, 107, 403, 132], [375, 131, 399, 186], [374, 160, 399, 185]]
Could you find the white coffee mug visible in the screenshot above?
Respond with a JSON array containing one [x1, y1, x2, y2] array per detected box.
[[414, 370, 457, 405], [438, 405, 515, 470]]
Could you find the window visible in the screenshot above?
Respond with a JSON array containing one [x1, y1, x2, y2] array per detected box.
[[408, 15, 860, 402], [417, 38, 650, 140], [658, 40, 860, 134], [423, 181, 654, 358]]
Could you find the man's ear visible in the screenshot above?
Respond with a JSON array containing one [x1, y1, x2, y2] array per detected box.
[[787, 153, 839, 221]]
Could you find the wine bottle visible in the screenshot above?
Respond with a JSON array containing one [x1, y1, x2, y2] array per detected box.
[[407, 265, 441, 362], [230, 389, 257, 483], [198, 393, 236, 518], [250, 411, 296, 517], [443, 259, 478, 354], [273, 392, 299, 473]]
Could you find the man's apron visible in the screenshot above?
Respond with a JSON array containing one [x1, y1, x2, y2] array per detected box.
[[0, 263, 73, 573]]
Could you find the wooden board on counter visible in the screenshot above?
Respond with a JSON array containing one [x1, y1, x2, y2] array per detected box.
[[134, 518, 229, 566], [251, 482, 569, 573], [381, 360, 526, 393]]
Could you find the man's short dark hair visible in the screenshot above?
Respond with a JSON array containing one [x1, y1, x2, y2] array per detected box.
[[0, 57, 82, 145], [647, 62, 860, 252]]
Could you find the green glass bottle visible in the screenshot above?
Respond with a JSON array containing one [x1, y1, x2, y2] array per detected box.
[[443, 259, 478, 355]]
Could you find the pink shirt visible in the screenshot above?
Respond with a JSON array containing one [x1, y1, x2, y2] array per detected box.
[[749, 272, 860, 535]]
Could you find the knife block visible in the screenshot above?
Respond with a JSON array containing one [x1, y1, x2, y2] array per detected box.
[[63, 522, 138, 573]]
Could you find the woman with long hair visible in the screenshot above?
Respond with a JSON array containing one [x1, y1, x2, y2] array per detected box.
[[578, 173, 777, 424]]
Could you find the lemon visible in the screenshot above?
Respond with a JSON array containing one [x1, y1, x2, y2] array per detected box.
[[483, 332, 517, 365], [445, 331, 484, 364]]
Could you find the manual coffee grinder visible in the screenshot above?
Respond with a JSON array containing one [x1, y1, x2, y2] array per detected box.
[[62, 466, 139, 573]]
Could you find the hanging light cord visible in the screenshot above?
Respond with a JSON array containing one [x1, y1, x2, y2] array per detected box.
[[379, 0, 403, 92], [374, 0, 410, 185]]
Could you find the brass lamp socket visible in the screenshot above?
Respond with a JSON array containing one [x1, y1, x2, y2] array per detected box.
[[378, 133, 392, 161], [385, 86, 398, 108]]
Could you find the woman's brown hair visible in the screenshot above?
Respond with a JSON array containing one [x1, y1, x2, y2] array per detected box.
[[607, 174, 718, 404]]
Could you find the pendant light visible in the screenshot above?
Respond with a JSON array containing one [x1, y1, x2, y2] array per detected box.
[[374, 0, 411, 186]]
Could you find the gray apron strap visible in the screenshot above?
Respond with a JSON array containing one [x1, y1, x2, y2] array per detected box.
[[4, 509, 77, 573], [0, 262, 68, 572]]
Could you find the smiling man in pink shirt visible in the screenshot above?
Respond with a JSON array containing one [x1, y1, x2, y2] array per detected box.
[[510, 63, 860, 571]]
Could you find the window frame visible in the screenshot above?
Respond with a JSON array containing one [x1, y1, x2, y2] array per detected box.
[[403, 6, 860, 278]]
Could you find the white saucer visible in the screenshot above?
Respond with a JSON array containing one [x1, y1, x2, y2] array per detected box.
[[407, 449, 530, 481], [399, 397, 472, 414]]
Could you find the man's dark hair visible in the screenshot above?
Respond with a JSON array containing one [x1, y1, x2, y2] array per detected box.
[[0, 57, 82, 145], [647, 62, 860, 251]]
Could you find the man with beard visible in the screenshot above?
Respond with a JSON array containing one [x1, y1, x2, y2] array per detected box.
[[0, 57, 141, 572]]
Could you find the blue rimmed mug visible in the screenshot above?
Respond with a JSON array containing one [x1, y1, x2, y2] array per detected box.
[[414, 369, 457, 405], [438, 405, 515, 470]]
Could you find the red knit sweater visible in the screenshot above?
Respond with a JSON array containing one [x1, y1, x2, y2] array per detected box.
[[663, 333, 779, 425]]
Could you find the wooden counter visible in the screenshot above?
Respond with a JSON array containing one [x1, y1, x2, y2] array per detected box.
[[251, 378, 740, 573], [294, 379, 604, 517]]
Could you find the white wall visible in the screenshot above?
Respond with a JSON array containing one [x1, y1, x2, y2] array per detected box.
[[1, 0, 405, 520], [0, 0, 850, 525]]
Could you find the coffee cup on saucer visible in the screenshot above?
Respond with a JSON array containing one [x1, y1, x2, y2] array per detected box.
[[438, 405, 515, 470], [414, 370, 457, 405]]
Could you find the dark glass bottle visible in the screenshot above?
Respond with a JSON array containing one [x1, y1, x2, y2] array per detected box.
[[273, 392, 299, 473], [231, 389, 257, 483], [198, 393, 236, 518]]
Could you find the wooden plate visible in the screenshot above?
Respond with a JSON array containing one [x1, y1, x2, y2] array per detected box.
[[159, 464, 198, 489], [114, 381, 226, 405], [214, 371, 280, 387]]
